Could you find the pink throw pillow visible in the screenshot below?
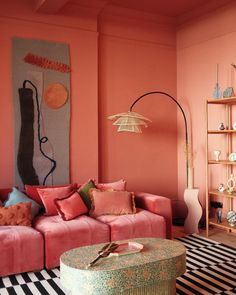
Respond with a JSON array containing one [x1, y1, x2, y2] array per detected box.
[[89, 189, 136, 217], [25, 184, 77, 205], [55, 191, 88, 221], [96, 179, 126, 191], [37, 185, 75, 216]]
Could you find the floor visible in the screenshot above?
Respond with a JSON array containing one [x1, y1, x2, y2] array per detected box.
[[173, 225, 236, 248]]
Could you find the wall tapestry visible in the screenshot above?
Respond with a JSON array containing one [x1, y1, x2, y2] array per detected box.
[[12, 37, 71, 189]]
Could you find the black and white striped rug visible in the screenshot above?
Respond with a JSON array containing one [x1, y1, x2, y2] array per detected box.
[[0, 234, 235, 295]]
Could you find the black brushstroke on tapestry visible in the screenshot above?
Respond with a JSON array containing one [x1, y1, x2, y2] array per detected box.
[[22, 80, 57, 185], [17, 88, 39, 185]]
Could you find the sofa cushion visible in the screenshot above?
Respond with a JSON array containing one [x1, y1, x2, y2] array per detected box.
[[34, 214, 110, 269], [97, 208, 166, 241], [0, 225, 44, 276], [96, 179, 126, 191], [4, 187, 41, 218], [0, 202, 32, 226], [78, 179, 96, 210], [37, 185, 75, 216], [55, 191, 88, 221], [0, 188, 14, 202], [89, 189, 136, 217], [25, 184, 77, 205]]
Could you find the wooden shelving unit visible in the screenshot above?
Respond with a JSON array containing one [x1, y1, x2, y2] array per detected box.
[[206, 97, 236, 237]]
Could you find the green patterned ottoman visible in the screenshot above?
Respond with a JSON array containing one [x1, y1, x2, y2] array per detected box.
[[60, 238, 186, 295]]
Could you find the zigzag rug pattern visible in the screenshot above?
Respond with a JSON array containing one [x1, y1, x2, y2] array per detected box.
[[0, 234, 235, 295]]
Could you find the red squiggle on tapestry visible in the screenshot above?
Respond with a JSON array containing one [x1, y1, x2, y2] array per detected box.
[[23, 53, 71, 73]]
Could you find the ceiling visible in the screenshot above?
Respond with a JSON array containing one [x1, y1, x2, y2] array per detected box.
[[35, 0, 233, 20]]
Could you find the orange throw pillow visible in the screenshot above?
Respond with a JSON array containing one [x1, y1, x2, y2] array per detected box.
[[0, 202, 32, 226], [89, 189, 136, 218]]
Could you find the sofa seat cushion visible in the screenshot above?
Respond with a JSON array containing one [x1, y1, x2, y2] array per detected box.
[[0, 226, 44, 277], [34, 214, 110, 269], [96, 208, 166, 241]]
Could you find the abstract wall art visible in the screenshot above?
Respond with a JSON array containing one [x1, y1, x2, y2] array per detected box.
[[12, 37, 71, 188]]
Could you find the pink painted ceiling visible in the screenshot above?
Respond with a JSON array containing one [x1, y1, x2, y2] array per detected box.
[[67, 0, 232, 17], [35, 0, 233, 20]]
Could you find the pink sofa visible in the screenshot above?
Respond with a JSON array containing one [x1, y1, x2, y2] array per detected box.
[[0, 191, 172, 275]]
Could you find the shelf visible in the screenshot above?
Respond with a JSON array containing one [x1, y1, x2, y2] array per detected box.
[[208, 130, 236, 134], [209, 218, 236, 233], [208, 189, 236, 199], [208, 160, 236, 165], [207, 97, 236, 104]]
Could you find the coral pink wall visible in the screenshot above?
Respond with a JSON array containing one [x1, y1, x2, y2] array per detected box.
[[0, 0, 99, 186], [177, 1, 236, 212], [98, 12, 178, 196], [0, 0, 178, 199]]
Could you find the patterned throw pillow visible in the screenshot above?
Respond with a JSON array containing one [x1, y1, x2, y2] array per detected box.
[[0, 202, 32, 226], [78, 179, 96, 210], [4, 187, 41, 218], [89, 189, 136, 218]]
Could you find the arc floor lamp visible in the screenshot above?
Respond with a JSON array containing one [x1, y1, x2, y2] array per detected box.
[[108, 91, 189, 188]]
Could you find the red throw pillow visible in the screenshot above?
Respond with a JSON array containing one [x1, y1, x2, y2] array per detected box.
[[55, 191, 88, 221], [37, 186, 75, 216], [89, 189, 136, 218], [96, 179, 126, 191], [25, 184, 77, 205], [0, 188, 15, 202], [0, 202, 32, 226]]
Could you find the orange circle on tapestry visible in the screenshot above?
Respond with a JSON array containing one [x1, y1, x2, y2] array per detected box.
[[44, 83, 68, 109]]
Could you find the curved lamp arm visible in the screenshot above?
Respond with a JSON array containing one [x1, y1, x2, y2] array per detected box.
[[129, 91, 189, 188]]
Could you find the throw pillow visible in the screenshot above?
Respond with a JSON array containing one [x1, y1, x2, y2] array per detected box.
[[96, 179, 126, 191], [0, 202, 32, 226], [78, 179, 96, 209], [4, 187, 41, 218], [55, 191, 88, 221], [89, 189, 136, 218], [37, 185, 75, 216], [25, 184, 77, 205], [0, 188, 15, 202], [0, 200, 2, 207]]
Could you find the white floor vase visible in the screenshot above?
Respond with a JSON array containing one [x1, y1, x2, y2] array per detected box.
[[184, 188, 202, 234]]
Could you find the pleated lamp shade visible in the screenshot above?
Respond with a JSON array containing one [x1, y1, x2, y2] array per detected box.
[[108, 111, 152, 133]]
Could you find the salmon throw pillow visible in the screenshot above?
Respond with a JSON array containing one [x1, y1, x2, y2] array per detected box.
[[0, 202, 32, 226], [37, 186, 75, 216], [55, 191, 88, 221], [89, 189, 136, 218]]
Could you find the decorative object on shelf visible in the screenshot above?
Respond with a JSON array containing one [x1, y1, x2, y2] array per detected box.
[[223, 87, 234, 98], [213, 150, 221, 161], [212, 64, 222, 99], [227, 174, 236, 194], [218, 122, 225, 130], [218, 183, 225, 192], [233, 123, 236, 130], [226, 210, 236, 227], [216, 208, 222, 224], [228, 152, 236, 162], [210, 201, 223, 224]]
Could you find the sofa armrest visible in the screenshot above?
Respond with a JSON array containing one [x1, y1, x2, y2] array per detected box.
[[134, 192, 172, 239]]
